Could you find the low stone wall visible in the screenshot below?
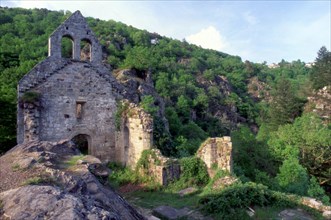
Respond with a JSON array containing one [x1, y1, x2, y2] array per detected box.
[[139, 149, 180, 186], [138, 136, 233, 185], [196, 137, 233, 178]]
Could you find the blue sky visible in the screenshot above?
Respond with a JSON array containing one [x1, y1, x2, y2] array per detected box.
[[1, 0, 330, 64]]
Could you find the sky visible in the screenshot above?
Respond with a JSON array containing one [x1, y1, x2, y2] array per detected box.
[[1, 0, 330, 64]]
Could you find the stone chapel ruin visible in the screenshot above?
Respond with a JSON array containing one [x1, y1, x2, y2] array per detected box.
[[17, 11, 233, 182], [17, 11, 153, 168]]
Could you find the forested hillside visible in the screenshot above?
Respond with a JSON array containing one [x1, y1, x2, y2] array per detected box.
[[0, 7, 330, 200]]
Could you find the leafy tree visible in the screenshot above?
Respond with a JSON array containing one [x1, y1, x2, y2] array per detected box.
[[268, 113, 331, 187], [140, 95, 159, 116], [231, 126, 276, 180]]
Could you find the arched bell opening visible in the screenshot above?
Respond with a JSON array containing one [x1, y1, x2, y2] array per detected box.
[[61, 35, 74, 59], [80, 38, 92, 61]]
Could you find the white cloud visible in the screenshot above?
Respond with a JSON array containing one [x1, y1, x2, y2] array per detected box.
[[186, 26, 229, 51]]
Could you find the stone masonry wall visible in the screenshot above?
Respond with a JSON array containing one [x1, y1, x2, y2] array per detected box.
[[139, 149, 180, 186], [197, 137, 233, 177], [22, 102, 40, 142], [20, 62, 117, 162], [116, 102, 153, 168]]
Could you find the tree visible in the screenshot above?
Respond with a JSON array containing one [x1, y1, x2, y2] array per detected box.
[[231, 126, 277, 180], [268, 78, 304, 130], [310, 46, 331, 90], [268, 113, 331, 187]]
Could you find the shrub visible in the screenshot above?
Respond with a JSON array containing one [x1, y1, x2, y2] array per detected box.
[[140, 95, 159, 116], [203, 169, 233, 195], [199, 182, 297, 218], [108, 162, 140, 188], [308, 176, 330, 205], [136, 149, 161, 171], [19, 91, 41, 103], [276, 157, 309, 196], [180, 157, 209, 186], [114, 101, 129, 131]]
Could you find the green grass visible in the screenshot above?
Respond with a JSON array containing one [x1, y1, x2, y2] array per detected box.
[[22, 174, 58, 186], [64, 155, 86, 166], [124, 190, 199, 209], [253, 206, 285, 220], [11, 163, 21, 172], [23, 177, 44, 185]]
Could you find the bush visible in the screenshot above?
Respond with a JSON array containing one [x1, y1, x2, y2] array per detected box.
[[308, 176, 330, 205], [199, 182, 297, 218], [179, 157, 209, 186], [276, 157, 309, 196], [203, 169, 233, 195], [108, 162, 140, 188], [19, 91, 40, 103]]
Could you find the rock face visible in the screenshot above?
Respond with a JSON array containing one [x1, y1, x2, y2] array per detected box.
[[305, 85, 331, 123], [17, 11, 155, 167], [196, 137, 233, 178], [0, 140, 145, 220], [196, 74, 246, 130]]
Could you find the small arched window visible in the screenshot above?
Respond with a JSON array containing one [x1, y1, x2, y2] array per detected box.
[[80, 39, 92, 61], [61, 35, 74, 58]]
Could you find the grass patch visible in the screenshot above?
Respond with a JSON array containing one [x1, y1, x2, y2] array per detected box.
[[253, 206, 286, 219], [108, 162, 159, 189], [64, 155, 86, 167], [22, 175, 57, 186], [125, 190, 199, 209], [11, 163, 21, 172]]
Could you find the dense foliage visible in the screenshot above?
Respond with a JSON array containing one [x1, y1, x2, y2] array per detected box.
[[0, 7, 330, 201], [199, 182, 323, 219]]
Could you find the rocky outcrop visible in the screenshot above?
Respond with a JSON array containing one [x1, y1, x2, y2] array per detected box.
[[114, 68, 169, 131], [196, 74, 246, 130], [305, 85, 331, 123], [0, 140, 145, 220], [247, 76, 271, 102]]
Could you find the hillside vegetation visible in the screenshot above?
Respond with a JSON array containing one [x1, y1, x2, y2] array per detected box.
[[0, 7, 330, 206]]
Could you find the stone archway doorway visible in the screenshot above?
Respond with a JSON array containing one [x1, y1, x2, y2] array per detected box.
[[72, 134, 90, 155]]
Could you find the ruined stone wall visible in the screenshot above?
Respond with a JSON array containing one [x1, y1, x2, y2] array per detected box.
[[21, 102, 40, 142], [197, 137, 233, 177], [138, 149, 180, 186], [17, 10, 155, 167], [19, 62, 117, 161], [115, 102, 153, 168]]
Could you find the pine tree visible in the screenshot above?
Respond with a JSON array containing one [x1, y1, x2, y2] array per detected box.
[[311, 46, 331, 90], [268, 78, 303, 129]]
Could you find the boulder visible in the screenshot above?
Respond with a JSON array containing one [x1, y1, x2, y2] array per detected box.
[[178, 187, 198, 197], [323, 210, 331, 219], [152, 206, 190, 220], [0, 140, 145, 220], [17, 157, 36, 169]]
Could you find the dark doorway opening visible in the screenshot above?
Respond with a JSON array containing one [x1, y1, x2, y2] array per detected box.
[[72, 134, 89, 155]]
